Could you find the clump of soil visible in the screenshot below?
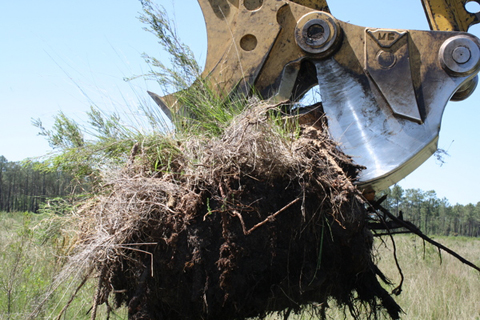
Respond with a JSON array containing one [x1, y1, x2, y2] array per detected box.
[[69, 102, 401, 319]]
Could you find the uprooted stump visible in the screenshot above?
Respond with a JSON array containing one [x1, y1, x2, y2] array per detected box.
[[72, 102, 402, 319]]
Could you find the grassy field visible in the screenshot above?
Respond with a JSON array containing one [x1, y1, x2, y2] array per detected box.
[[0, 211, 127, 320], [374, 235, 480, 320], [0, 212, 478, 319], [267, 235, 480, 320]]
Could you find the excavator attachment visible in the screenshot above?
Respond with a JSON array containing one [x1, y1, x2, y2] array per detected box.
[[421, 0, 480, 31], [150, 0, 480, 193]]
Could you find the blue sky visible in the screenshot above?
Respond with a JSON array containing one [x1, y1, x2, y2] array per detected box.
[[1, 0, 480, 205]]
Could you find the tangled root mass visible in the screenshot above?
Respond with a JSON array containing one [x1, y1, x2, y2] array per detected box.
[[75, 103, 402, 320]]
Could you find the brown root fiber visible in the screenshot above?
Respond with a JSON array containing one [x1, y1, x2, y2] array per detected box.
[[72, 102, 402, 320]]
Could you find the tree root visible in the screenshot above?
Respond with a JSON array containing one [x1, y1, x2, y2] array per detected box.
[[367, 196, 480, 274]]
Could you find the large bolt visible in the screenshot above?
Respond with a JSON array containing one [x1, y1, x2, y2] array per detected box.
[[440, 35, 480, 76], [295, 12, 340, 55]]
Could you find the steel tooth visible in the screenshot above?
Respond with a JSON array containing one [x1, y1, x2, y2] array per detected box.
[[316, 58, 436, 192], [147, 91, 173, 120], [315, 21, 480, 192], [155, 0, 480, 195]]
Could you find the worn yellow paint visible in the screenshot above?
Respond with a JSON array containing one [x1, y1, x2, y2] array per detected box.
[[163, 0, 479, 112], [421, 0, 480, 31]]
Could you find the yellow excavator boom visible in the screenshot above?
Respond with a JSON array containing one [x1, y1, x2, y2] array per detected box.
[[421, 0, 480, 31]]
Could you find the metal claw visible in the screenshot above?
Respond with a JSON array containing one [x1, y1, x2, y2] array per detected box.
[[149, 0, 480, 193]]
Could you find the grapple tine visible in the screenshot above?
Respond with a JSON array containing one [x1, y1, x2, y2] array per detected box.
[[147, 91, 173, 120], [149, 0, 480, 193]]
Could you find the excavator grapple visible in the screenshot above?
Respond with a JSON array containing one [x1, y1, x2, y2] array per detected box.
[[151, 0, 480, 193]]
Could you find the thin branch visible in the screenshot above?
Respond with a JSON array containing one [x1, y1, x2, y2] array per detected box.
[[117, 246, 155, 277], [369, 200, 480, 273], [372, 230, 412, 237], [235, 198, 301, 235], [377, 212, 404, 295]]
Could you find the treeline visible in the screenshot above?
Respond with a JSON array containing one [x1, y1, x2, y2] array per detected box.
[[1, 154, 479, 236], [0, 155, 79, 213], [379, 185, 480, 237]]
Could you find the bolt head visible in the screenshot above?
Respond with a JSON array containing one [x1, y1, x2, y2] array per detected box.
[[294, 12, 340, 55], [452, 46, 471, 64], [440, 36, 480, 76]]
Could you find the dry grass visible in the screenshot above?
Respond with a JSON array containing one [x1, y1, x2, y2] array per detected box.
[[51, 101, 307, 294], [265, 235, 480, 319], [375, 235, 480, 320], [39, 100, 408, 320], [0, 211, 128, 320], [2, 211, 477, 319], [27, 99, 479, 319]]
